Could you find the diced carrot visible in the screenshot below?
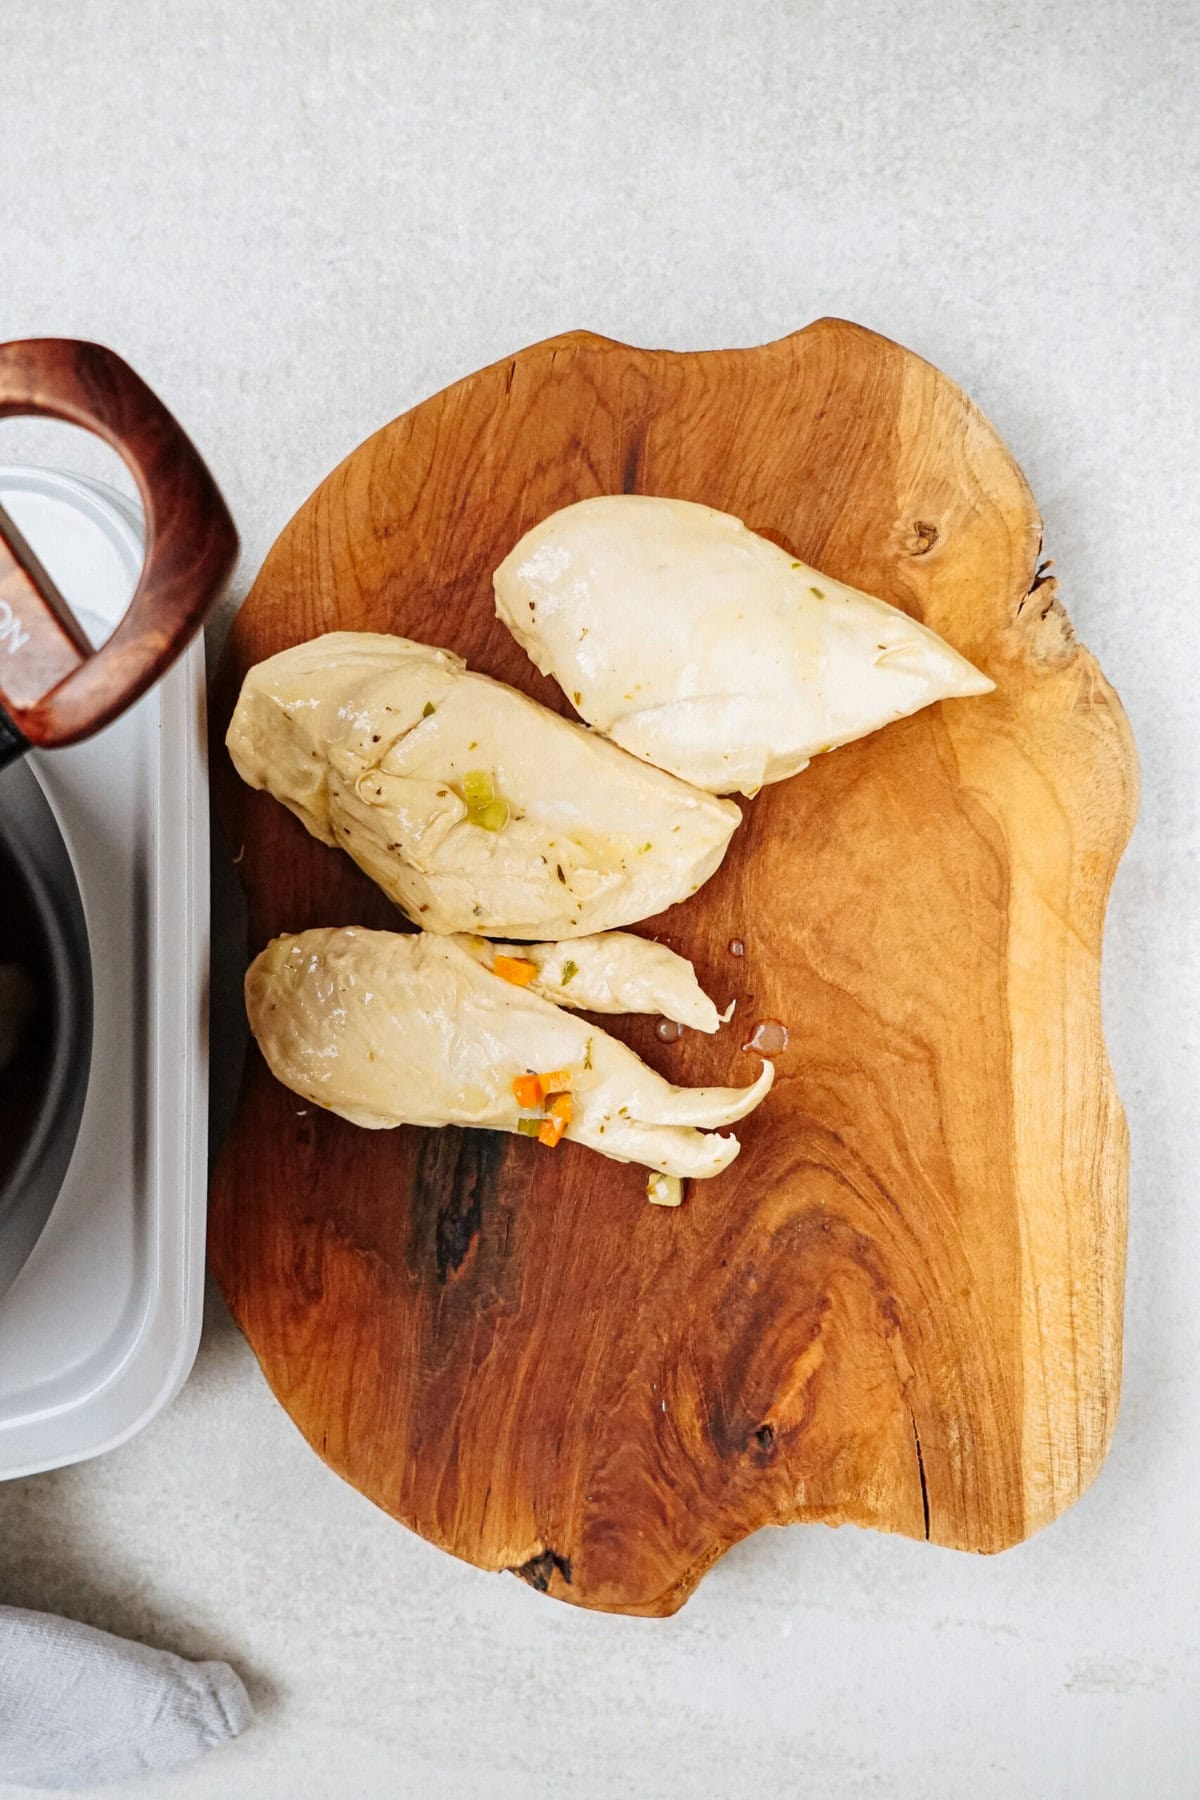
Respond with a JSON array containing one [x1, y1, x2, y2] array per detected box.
[[493, 954, 537, 987], [538, 1069, 574, 1094], [546, 1092, 573, 1123], [512, 1073, 543, 1109], [538, 1114, 567, 1148]]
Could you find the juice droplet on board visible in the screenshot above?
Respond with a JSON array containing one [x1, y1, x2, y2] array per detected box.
[[655, 1018, 684, 1043], [743, 1018, 788, 1055], [728, 938, 745, 956]]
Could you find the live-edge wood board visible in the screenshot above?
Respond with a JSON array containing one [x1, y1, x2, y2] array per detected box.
[[210, 320, 1137, 1615]]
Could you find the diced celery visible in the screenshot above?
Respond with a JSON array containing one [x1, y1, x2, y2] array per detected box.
[[474, 799, 509, 833], [461, 769, 493, 808]]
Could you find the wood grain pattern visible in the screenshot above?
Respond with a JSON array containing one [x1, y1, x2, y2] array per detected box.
[[209, 320, 1137, 1616], [0, 339, 238, 747]]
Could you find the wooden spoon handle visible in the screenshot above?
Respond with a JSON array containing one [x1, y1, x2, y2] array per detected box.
[[0, 339, 238, 748]]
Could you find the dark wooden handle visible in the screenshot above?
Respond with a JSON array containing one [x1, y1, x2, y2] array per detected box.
[[0, 339, 238, 747]]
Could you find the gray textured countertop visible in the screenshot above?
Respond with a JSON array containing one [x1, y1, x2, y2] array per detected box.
[[2, 3, 1198, 1796]]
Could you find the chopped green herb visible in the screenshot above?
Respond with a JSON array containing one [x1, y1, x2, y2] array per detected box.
[[422, 700, 436, 717], [572, 690, 582, 705], [639, 842, 652, 853], [810, 586, 825, 599], [791, 561, 801, 570], [560, 959, 579, 986], [583, 1038, 593, 1070]]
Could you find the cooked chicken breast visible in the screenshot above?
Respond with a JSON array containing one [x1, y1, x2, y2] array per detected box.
[[247, 928, 772, 1179], [494, 495, 995, 794], [227, 632, 740, 938], [460, 931, 729, 1032]]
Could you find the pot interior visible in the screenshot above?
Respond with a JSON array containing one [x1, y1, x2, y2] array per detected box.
[[0, 760, 92, 1299]]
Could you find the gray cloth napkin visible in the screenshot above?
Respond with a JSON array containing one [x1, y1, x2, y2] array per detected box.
[[0, 1607, 252, 1790]]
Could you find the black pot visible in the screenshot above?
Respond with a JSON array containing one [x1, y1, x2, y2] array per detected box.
[[0, 762, 91, 1297], [0, 339, 237, 1300]]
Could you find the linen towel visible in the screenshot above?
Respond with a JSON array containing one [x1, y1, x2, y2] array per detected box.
[[0, 1606, 252, 1790]]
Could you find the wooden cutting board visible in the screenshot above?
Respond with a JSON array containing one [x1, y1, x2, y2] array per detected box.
[[209, 320, 1137, 1616]]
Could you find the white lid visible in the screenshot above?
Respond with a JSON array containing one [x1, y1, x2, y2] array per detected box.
[[0, 467, 208, 1478], [0, 464, 136, 647]]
